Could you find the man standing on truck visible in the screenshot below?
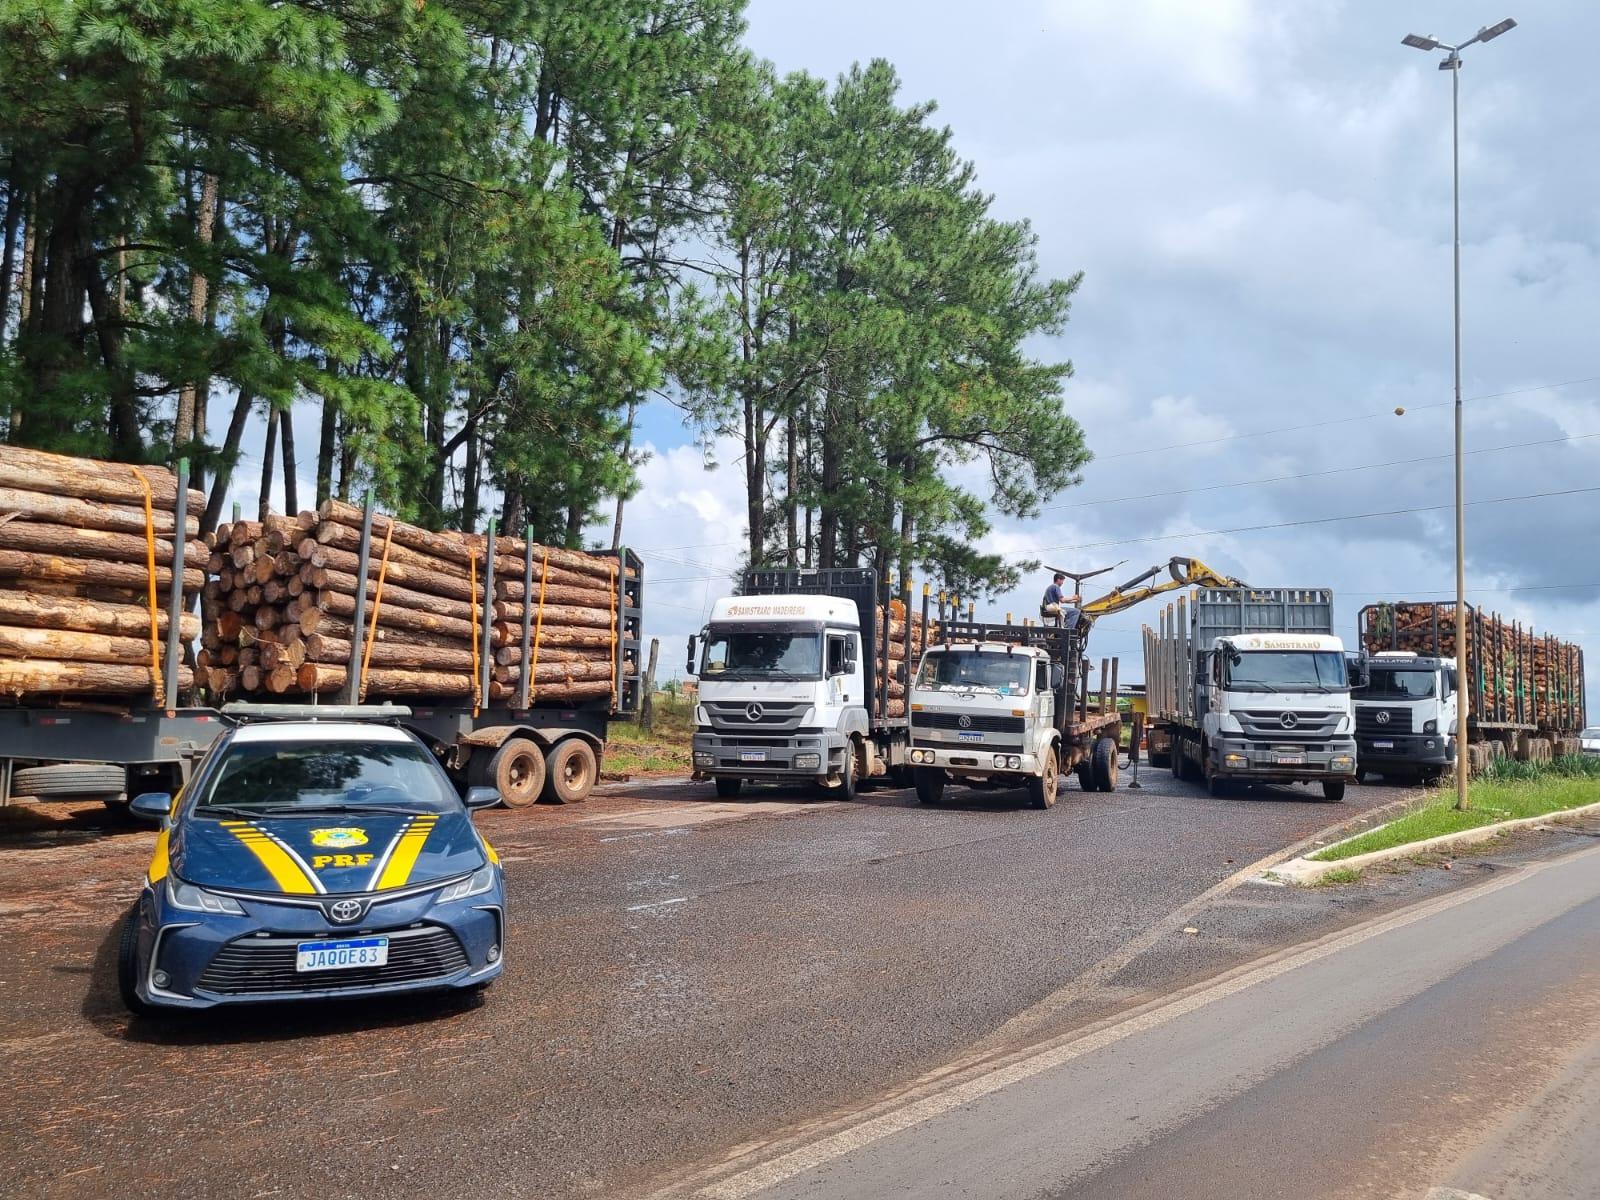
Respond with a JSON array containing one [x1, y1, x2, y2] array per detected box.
[[1040, 573, 1081, 629]]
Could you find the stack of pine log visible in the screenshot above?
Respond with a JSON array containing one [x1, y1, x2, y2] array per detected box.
[[203, 500, 627, 706], [879, 598, 938, 718], [1361, 601, 1585, 731], [0, 445, 204, 699]]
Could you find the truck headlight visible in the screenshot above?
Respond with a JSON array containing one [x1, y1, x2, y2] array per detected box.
[[167, 877, 245, 915], [795, 752, 821, 769], [1223, 752, 1247, 768], [993, 755, 1008, 769], [1218, 713, 1243, 734], [1331, 754, 1355, 772], [693, 751, 714, 767], [1007, 756, 1022, 769], [1423, 719, 1438, 734], [695, 706, 709, 725], [437, 864, 497, 903]]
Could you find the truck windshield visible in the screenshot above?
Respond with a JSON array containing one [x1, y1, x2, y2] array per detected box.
[[915, 651, 1030, 695], [1225, 651, 1348, 692], [701, 626, 822, 680], [1358, 668, 1436, 701]]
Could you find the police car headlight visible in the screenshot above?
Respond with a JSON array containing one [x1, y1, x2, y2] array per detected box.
[[437, 865, 496, 904], [166, 877, 245, 915]]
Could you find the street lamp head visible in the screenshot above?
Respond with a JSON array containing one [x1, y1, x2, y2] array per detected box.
[[1478, 18, 1517, 42], [1402, 33, 1443, 51]]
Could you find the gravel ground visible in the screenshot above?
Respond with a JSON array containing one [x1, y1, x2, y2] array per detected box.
[[0, 768, 1438, 1199]]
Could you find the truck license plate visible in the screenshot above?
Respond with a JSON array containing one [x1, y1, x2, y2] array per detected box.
[[957, 732, 983, 743], [739, 751, 767, 762], [296, 937, 388, 972], [1275, 755, 1305, 765], [1373, 740, 1394, 750]]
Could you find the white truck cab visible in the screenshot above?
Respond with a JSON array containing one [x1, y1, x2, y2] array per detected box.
[[689, 593, 872, 798], [1199, 631, 1358, 798], [1352, 650, 1458, 783]]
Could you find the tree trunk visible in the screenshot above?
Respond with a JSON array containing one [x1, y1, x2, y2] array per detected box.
[[640, 637, 660, 731], [0, 176, 18, 347], [174, 172, 218, 462], [462, 402, 480, 533], [501, 483, 525, 538], [564, 502, 584, 548], [279, 403, 298, 513], [0, 590, 199, 638], [0, 623, 167, 664], [258, 404, 279, 521], [204, 386, 255, 534], [316, 371, 337, 508], [785, 413, 798, 567], [0, 660, 194, 698]]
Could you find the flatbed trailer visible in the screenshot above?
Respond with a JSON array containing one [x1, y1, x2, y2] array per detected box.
[[0, 488, 643, 810]]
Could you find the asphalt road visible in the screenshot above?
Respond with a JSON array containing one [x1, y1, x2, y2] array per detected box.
[[0, 769, 1429, 1198], [659, 840, 1600, 1200]]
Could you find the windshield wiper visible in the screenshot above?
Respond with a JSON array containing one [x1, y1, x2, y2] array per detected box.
[[192, 804, 268, 821]]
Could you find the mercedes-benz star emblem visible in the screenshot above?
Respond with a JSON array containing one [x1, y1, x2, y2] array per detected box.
[[1279, 711, 1300, 730], [745, 702, 764, 722], [958, 714, 973, 729], [1376, 710, 1391, 725], [328, 899, 366, 924]]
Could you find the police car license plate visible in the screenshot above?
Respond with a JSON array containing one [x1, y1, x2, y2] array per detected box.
[[739, 751, 767, 762], [957, 732, 983, 742], [1373, 740, 1395, 750], [296, 937, 388, 972]]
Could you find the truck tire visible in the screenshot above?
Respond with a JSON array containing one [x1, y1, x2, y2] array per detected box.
[[914, 767, 946, 806], [1091, 738, 1118, 792], [12, 763, 126, 801], [714, 777, 743, 799], [1076, 760, 1094, 791], [1027, 748, 1060, 809], [543, 738, 597, 804], [1321, 780, 1346, 802], [1147, 747, 1171, 770], [478, 739, 546, 808], [837, 739, 860, 802], [1179, 742, 1203, 783], [118, 905, 155, 1017], [1207, 771, 1233, 798]]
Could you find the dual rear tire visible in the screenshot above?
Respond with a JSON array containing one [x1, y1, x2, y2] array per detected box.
[[471, 737, 598, 807]]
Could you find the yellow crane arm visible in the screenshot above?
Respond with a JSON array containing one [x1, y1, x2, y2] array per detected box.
[[1077, 557, 1247, 621]]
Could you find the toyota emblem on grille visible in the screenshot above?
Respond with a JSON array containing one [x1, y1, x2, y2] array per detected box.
[[958, 714, 973, 729], [1376, 710, 1391, 725], [1279, 711, 1300, 729], [327, 899, 367, 924], [746, 703, 764, 722]]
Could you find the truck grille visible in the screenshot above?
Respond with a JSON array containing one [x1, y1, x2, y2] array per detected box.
[[1356, 707, 1415, 735], [703, 701, 809, 733], [911, 712, 1026, 734], [197, 926, 468, 995], [1235, 710, 1343, 741]]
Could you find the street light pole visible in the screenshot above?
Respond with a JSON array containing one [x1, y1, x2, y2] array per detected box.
[[1401, 19, 1516, 812]]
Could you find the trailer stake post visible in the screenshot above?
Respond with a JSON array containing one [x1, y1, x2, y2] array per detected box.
[[480, 518, 497, 711], [163, 457, 189, 710], [342, 489, 375, 705]]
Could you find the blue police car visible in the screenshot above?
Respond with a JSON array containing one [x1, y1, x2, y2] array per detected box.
[[119, 719, 505, 1013]]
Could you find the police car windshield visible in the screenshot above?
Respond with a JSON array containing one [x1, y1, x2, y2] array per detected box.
[[196, 740, 458, 814]]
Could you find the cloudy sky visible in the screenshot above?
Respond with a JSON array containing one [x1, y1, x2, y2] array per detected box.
[[610, 0, 1600, 701]]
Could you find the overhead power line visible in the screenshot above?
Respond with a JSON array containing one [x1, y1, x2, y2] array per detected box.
[[1038, 432, 1598, 513], [1016, 485, 1600, 558], [1090, 374, 1600, 462]]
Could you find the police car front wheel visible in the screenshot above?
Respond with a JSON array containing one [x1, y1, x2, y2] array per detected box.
[[116, 906, 156, 1017]]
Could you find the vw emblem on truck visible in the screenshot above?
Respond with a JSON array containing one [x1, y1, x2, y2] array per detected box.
[[746, 703, 764, 722], [1279, 712, 1300, 730], [958, 715, 973, 729], [1376, 710, 1391, 725]]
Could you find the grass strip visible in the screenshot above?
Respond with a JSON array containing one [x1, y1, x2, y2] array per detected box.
[[1310, 756, 1600, 863]]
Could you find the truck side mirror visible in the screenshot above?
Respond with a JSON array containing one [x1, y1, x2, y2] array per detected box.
[[685, 634, 697, 676], [1049, 663, 1066, 691], [895, 662, 907, 683]]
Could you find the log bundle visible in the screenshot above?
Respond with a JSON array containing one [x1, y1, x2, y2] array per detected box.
[[877, 598, 938, 719], [1360, 601, 1586, 733], [205, 501, 631, 707], [0, 446, 202, 700]]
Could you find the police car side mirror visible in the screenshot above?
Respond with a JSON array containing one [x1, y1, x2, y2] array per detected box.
[[464, 787, 501, 811], [129, 792, 173, 823]]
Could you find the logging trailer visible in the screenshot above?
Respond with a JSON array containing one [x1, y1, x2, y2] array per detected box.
[[0, 474, 643, 811]]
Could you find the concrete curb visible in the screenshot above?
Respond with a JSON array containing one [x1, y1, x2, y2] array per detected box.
[[1267, 798, 1600, 885]]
